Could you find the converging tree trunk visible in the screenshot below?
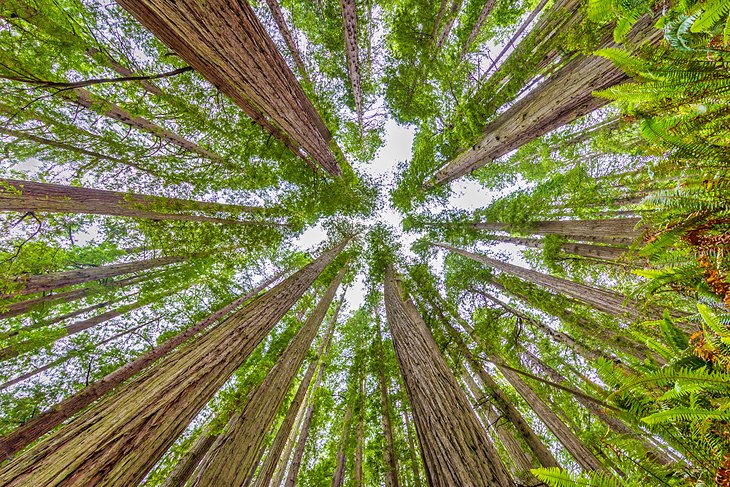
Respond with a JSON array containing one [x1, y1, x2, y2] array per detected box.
[[0, 271, 282, 461], [0, 179, 279, 225], [340, 0, 363, 124], [487, 234, 633, 263], [191, 266, 346, 486], [473, 218, 645, 246], [115, 0, 342, 175], [264, 0, 311, 82], [0, 243, 344, 484], [384, 264, 514, 486], [375, 319, 400, 487], [331, 404, 353, 487]]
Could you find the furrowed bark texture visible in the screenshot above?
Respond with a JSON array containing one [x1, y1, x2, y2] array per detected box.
[[62, 89, 222, 162], [436, 243, 645, 318], [384, 265, 514, 486], [0, 179, 271, 225], [487, 235, 631, 262], [0, 244, 343, 485], [263, 0, 310, 82], [1, 255, 184, 298], [340, 0, 363, 122], [0, 272, 282, 461], [114, 0, 341, 175], [191, 266, 346, 487], [428, 16, 661, 186], [376, 321, 400, 487], [252, 298, 341, 487], [491, 352, 606, 471], [271, 390, 307, 487], [473, 218, 644, 246]]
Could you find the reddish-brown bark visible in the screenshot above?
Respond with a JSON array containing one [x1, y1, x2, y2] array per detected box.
[[340, 0, 363, 123]]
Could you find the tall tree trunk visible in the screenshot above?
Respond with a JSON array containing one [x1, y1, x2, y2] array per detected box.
[[384, 264, 514, 486], [161, 424, 219, 487], [432, 308, 559, 469], [473, 218, 644, 246], [0, 271, 159, 321], [1, 254, 185, 298], [115, 0, 341, 175], [0, 242, 342, 485], [191, 266, 346, 486], [270, 390, 307, 487], [400, 409, 424, 487], [458, 0, 497, 59], [0, 286, 180, 362], [354, 372, 365, 487], [426, 16, 660, 187], [0, 318, 157, 392], [252, 298, 342, 487], [0, 179, 278, 225], [521, 349, 673, 466], [340, 0, 363, 124], [263, 0, 311, 83], [487, 234, 632, 262], [491, 350, 606, 471], [435, 242, 646, 318], [376, 320, 400, 487], [0, 271, 282, 461], [62, 88, 223, 162], [331, 404, 353, 487], [434, 0, 462, 50], [460, 369, 535, 480]]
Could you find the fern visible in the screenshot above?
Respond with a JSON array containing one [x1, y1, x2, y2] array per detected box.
[[691, 0, 730, 34], [641, 406, 730, 424]]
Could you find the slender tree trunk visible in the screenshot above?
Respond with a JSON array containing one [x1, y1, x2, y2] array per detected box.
[[62, 88, 222, 162], [492, 350, 606, 471], [191, 266, 346, 486], [0, 271, 282, 461], [0, 128, 128, 165], [0, 318, 156, 392], [252, 298, 342, 487], [402, 410, 423, 487], [434, 0, 462, 49], [459, 0, 497, 59], [161, 425, 219, 487], [376, 320, 400, 487], [115, 0, 341, 175], [331, 404, 353, 487], [0, 270, 161, 321], [521, 349, 673, 466], [0, 179, 277, 225], [1, 254, 185, 298], [487, 234, 632, 262], [340, 0, 363, 124], [460, 369, 535, 480], [0, 242, 341, 485], [0, 287, 180, 362], [433, 310, 559, 469], [263, 0, 311, 83], [354, 373, 365, 487], [435, 242, 646, 318], [271, 390, 307, 487], [384, 265, 514, 486]]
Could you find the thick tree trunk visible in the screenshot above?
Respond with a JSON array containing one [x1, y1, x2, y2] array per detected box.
[[460, 369, 535, 480], [331, 404, 353, 487], [0, 271, 282, 461], [1, 254, 184, 298], [0, 242, 342, 485], [384, 265, 514, 486], [435, 243, 646, 319], [191, 266, 346, 486], [0, 318, 156, 392], [434, 313, 559, 469], [62, 89, 222, 162], [340, 0, 363, 124], [376, 321, 400, 487], [161, 425, 219, 487], [473, 218, 644, 246], [487, 234, 632, 262], [0, 179, 276, 225], [263, 0, 311, 82], [0, 272, 156, 321], [115, 0, 341, 175], [426, 17, 660, 187], [252, 298, 341, 487], [492, 351, 606, 471]]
